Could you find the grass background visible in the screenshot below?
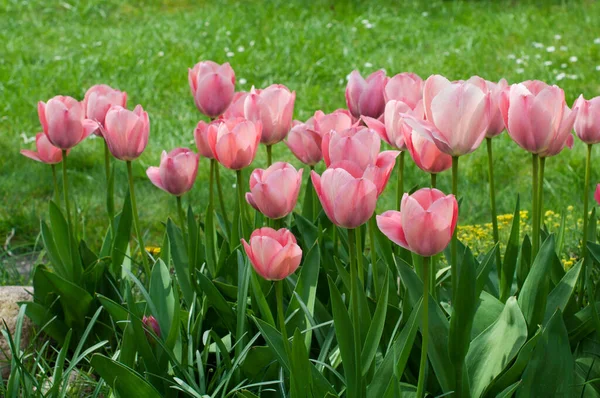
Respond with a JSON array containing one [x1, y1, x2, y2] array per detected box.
[[2, 0, 600, 249]]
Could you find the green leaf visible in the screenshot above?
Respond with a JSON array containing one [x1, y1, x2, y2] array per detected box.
[[149, 259, 178, 349], [97, 295, 129, 331], [516, 235, 531, 290], [204, 202, 217, 277], [471, 291, 504, 338], [361, 269, 389, 376], [543, 260, 582, 324], [41, 269, 93, 329], [476, 244, 498, 299], [495, 381, 522, 398], [466, 297, 528, 398], [106, 162, 115, 224], [301, 172, 316, 221], [111, 190, 132, 276], [500, 197, 520, 302], [49, 329, 72, 396], [41, 220, 68, 279], [517, 310, 574, 397], [290, 328, 313, 398], [167, 218, 194, 306], [23, 301, 68, 345], [49, 201, 74, 277], [90, 354, 162, 398], [253, 317, 289, 370], [517, 234, 554, 335], [197, 273, 237, 333], [295, 213, 319, 249], [236, 251, 251, 358], [565, 302, 600, 344]]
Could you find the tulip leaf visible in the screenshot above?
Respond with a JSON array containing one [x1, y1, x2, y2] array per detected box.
[[197, 272, 237, 334], [23, 301, 68, 345], [301, 173, 316, 221], [149, 259, 179, 349], [48, 200, 74, 278], [41, 269, 93, 330], [476, 243, 498, 299], [90, 354, 163, 398], [106, 162, 115, 227], [295, 213, 319, 249], [543, 259, 582, 324], [361, 269, 389, 375], [565, 302, 600, 344], [253, 317, 290, 370], [204, 202, 218, 277], [236, 251, 251, 358], [500, 197, 520, 302], [97, 294, 129, 331], [41, 220, 68, 279], [495, 381, 522, 398], [167, 218, 194, 306], [471, 291, 504, 338], [516, 235, 531, 290], [111, 190, 132, 276], [290, 328, 313, 398]]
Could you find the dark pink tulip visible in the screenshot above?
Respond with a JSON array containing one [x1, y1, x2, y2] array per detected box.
[[485, 78, 508, 138], [242, 227, 302, 281], [245, 162, 303, 219], [21, 133, 67, 164], [222, 91, 249, 119], [403, 120, 452, 174], [207, 118, 262, 170], [142, 315, 161, 338], [499, 81, 575, 156], [384, 72, 424, 108], [422, 75, 491, 156], [363, 99, 424, 150], [595, 184, 600, 206], [377, 188, 458, 257], [286, 122, 323, 166], [188, 61, 236, 118], [38, 96, 98, 150], [244, 84, 295, 145], [311, 168, 377, 228], [574, 95, 600, 145], [83, 84, 127, 135], [322, 126, 381, 170], [194, 119, 222, 159], [345, 70, 388, 118], [103, 105, 150, 161], [146, 148, 199, 196]]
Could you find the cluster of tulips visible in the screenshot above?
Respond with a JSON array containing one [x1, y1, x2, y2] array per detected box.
[[20, 59, 600, 397]]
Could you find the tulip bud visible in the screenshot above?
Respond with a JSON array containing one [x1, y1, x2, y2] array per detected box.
[[574, 95, 600, 145], [38, 96, 98, 150], [83, 84, 127, 134], [245, 162, 303, 219], [103, 105, 150, 161], [142, 315, 161, 341], [207, 118, 262, 170], [244, 84, 296, 145], [242, 227, 302, 280], [384, 72, 423, 109], [345, 70, 388, 118], [147, 148, 199, 196], [188, 61, 236, 118], [194, 119, 221, 159]]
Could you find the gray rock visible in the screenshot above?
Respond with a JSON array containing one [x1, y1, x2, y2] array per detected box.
[[0, 286, 33, 379]]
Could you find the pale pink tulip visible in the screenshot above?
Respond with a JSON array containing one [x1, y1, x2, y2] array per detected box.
[[245, 162, 303, 219], [403, 121, 452, 174], [538, 105, 576, 158], [377, 188, 458, 257], [194, 119, 222, 159], [322, 127, 381, 170], [345, 70, 388, 118], [363, 100, 424, 150], [38, 96, 98, 150], [384, 72, 424, 108], [242, 227, 302, 280], [103, 105, 150, 161], [244, 84, 296, 145], [285, 122, 323, 166], [363, 151, 401, 196], [188, 61, 236, 118], [312, 109, 354, 136], [83, 84, 127, 135], [222, 91, 249, 119], [207, 118, 262, 170], [421, 75, 491, 156], [311, 168, 377, 228], [21, 133, 66, 164], [574, 95, 600, 145], [485, 79, 508, 138], [146, 148, 199, 196]]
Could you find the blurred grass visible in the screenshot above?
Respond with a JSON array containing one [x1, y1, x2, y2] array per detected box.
[[2, 0, 600, 248]]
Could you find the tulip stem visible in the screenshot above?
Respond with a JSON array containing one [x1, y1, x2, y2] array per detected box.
[[431, 173, 437, 189], [236, 169, 249, 239], [213, 160, 231, 237], [397, 151, 405, 210], [310, 165, 318, 220], [266, 144, 273, 167], [368, 216, 379, 299], [532, 154, 540, 261], [416, 256, 430, 398], [51, 164, 60, 205], [104, 140, 115, 231], [451, 156, 459, 302], [539, 157, 546, 233], [580, 144, 593, 304], [176, 196, 187, 245], [347, 228, 363, 397], [275, 280, 290, 357], [355, 226, 365, 287], [486, 138, 502, 279], [61, 150, 73, 235], [127, 161, 150, 280]]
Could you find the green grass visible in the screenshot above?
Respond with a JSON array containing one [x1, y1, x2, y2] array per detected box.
[[2, 0, 600, 248]]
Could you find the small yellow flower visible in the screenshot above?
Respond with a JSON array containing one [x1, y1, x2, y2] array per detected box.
[[146, 246, 162, 256], [567, 205, 574, 212]]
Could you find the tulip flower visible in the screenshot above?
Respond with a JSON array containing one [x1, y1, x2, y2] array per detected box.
[[83, 84, 127, 133], [38, 96, 98, 150], [146, 148, 199, 196], [207, 118, 262, 170], [384, 72, 424, 109], [222, 91, 249, 119], [403, 123, 452, 175], [345, 69, 388, 118], [188, 61, 236, 118], [244, 84, 296, 147], [103, 105, 150, 161], [142, 315, 161, 340], [311, 109, 354, 136], [311, 167, 377, 228], [242, 227, 302, 281], [322, 126, 381, 170], [363, 100, 424, 151], [21, 133, 66, 164], [483, 79, 508, 138], [285, 121, 323, 166], [194, 119, 221, 159], [245, 162, 303, 219], [574, 95, 600, 145]]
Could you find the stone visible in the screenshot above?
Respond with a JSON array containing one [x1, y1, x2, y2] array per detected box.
[[0, 286, 33, 379]]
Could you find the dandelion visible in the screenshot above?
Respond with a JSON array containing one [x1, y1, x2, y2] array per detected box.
[[567, 205, 574, 211], [516, 58, 524, 64], [543, 60, 553, 66], [364, 62, 373, 68], [239, 78, 247, 85], [556, 72, 566, 81], [516, 68, 524, 74], [532, 42, 544, 49], [157, 51, 164, 57], [146, 246, 161, 256], [546, 46, 556, 52], [594, 38, 600, 44], [596, 66, 600, 71], [250, 40, 255, 47], [422, 11, 429, 17], [554, 34, 562, 40], [237, 46, 245, 52], [226, 51, 234, 57], [569, 56, 578, 62]]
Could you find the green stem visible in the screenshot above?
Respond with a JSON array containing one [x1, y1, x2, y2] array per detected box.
[[104, 140, 115, 236], [347, 228, 362, 396], [61, 150, 73, 234], [455, 361, 465, 398], [275, 280, 290, 357], [486, 138, 502, 279], [355, 226, 365, 287], [272, 217, 282, 230], [332, 226, 338, 259], [266, 144, 273, 167], [430, 173, 437, 189], [416, 256, 430, 398], [397, 151, 405, 210], [532, 154, 539, 261], [176, 195, 187, 244], [368, 216, 379, 299], [236, 169, 249, 239], [127, 161, 151, 279], [539, 157, 546, 234], [580, 144, 593, 303], [51, 164, 60, 205], [310, 165, 317, 220], [214, 160, 231, 237], [451, 156, 459, 302]]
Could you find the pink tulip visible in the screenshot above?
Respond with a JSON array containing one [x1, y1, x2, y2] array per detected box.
[[595, 184, 600, 206], [103, 105, 150, 161], [244, 84, 296, 145], [403, 121, 452, 174], [38, 96, 98, 150], [146, 148, 199, 196], [207, 118, 262, 170], [286, 122, 323, 166], [322, 126, 381, 170], [188, 61, 236, 118], [245, 162, 303, 219], [363, 100, 424, 150], [222, 91, 249, 119], [421, 75, 491, 156], [312, 109, 354, 136], [345, 70, 388, 119], [362, 150, 401, 196], [574, 95, 600, 145], [242, 227, 302, 280], [21, 133, 67, 164], [377, 188, 458, 257], [142, 315, 161, 338], [311, 168, 377, 228], [485, 79, 508, 138], [194, 119, 222, 159], [384, 72, 424, 108], [499, 80, 576, 156], [83, 84, 127, 135]]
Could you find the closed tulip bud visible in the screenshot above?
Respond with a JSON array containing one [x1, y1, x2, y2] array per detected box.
[[103, 105, 150, 161], [322, 127, 381, 170], [21, 133, 67, 164], [188, 61, 236, 118], [499, 80, 576, 156], [595, 184, 600, 206], [244, 84, 296, 145], [403, 119, 452, 174], [38, 96, 98, 150], [242, 227, 302, 280], [384, 72, 424, 109], [311, 168, 377, 228], [222, 91, 249, 119], [194, 119, 221, 159], [285, 122, 323, 166], [485, 78, 508, 138], [377, 188, 458, 257], [363, 99, 424, 150], [245, 162, 303, 219], [83, 84, 127, 134], [345, 70, 388, 118], [422, 75, 491, 156], [574, 95, 600, 145], [142, 315, 161, 339], [207, 118, 262, 170], [146, 148, 199, 196]]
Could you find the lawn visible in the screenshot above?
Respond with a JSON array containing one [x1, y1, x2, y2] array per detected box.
[[2, 0, 600, 249]]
